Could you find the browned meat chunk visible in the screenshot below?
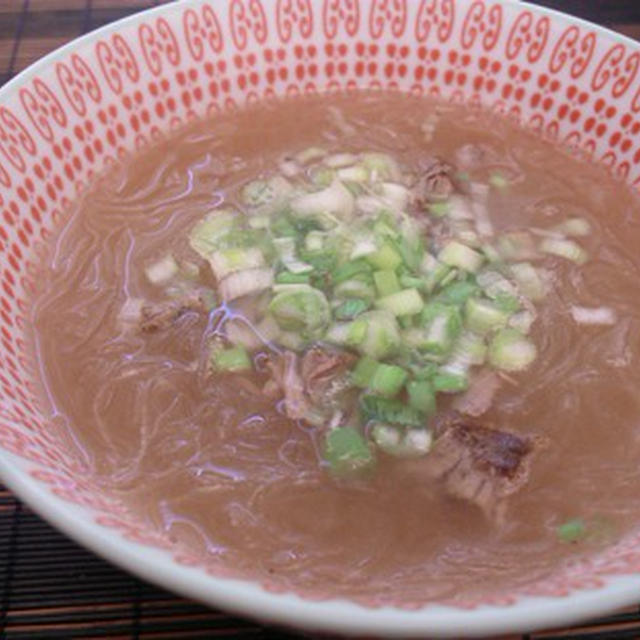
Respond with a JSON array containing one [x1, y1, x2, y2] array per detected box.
[[140, 291, 208, 333], [412, 157, 456, 205], [425, 420, 535, 521]]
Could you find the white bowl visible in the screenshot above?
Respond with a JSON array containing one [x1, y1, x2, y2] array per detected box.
[[2, 0, 640, 636]]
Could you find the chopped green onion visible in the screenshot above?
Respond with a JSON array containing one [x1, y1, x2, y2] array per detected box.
[[436, 280, 479, 305], [380, 182, 410, 211], [209, 247, 265, 280], [291, 179, 354, 223], [451, 330, 487, 366], [494, 292, 521, 313], [482, 243, 502, 263], [361, 395, 423, 427], [332, 259, 372, 284], [406, 380, 436, 415], [509, 262, 547, 301], [368, 363, 408, 398], [366, 242, 403, 271], [295, 146, 326, 164], [374, 270, 401, 297], [219, 267, 273, 302], [325, 322, 352, 346], [275, 271, 311, 285], [241, 175, 293, 211], [361, 152, 401, 181], [324, 427, 375, 475], [349, 232, 379, 259], [351, 356, 380, 388], [305, 230, 326, 252], [399, 274, 426, 290], [433, 372, 468, 393], [439, 241, 484, 273], [488, 328, 537, 372], [497, 232, 537, 261], [464, 297, 510, 335], [410, 362, 440, 380], [476, 269, 517, 300], [553, 217, 591, 237], [337, 165, 369, 183], [423, 262, 452, 293], [417, 303, 462, 356], [324, 152, 358, 168], [309, 166, 335, 188], [351, 310, 401, 359], [372, 424, 432, 458], [269, 285, 330, 336], [334, 298, 370, 321], [211, 345, 252, 372], [489, 172, 509, 189], [508, 310, 535, 334], [376, 288, 424, 317], [189, 210, 237, 259], [540, 238, 588, 265], [557, 519, 586, 543], [334, 277, 376, 302]]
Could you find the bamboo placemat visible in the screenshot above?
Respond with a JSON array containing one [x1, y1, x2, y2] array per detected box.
[[2, 1, 640, 638]]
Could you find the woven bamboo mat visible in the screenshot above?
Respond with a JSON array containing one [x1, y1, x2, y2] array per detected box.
[[2, 1, 640, 638]]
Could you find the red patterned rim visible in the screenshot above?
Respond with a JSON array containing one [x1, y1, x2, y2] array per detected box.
[[2, 0, 640, 633]]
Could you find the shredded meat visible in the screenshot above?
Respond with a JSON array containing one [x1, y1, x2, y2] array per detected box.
[[265, 351, 310, 420], [412, 157, 456, 205], [300, 345, 357, 405], [139, 291, 208, 333], [265, 345, 356, 424], [425, 417, 537, 521], [452, 369, 502, 417]]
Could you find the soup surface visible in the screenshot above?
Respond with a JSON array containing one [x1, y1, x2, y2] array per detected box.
[[30, 92, 640, 604]]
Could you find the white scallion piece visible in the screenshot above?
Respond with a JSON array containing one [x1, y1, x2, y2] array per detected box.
[[570, 306, 617, 325], [553, 217, 591, 237], [278, 158, 301, 177], [291, 178, 355, 221], [337, 165, 369, 183], [439, 241, 484, 273], [209, 247, 265, 281], [145, 255, 178, 285], [540, 238, 588, 264], [380, 182, 410, 211], [295, 147, 326, 164], [324, 153, 359, 168], [219, 267, 273, 302]]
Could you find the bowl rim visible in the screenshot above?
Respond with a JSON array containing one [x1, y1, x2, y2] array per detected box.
[[2, 0, 640, 636]]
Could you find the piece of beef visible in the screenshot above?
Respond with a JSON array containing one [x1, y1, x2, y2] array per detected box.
[[425, 418, 536, 521], [265, 345, 356, 425], [300, 345, 357, 406], [412, 157, 456, 205]]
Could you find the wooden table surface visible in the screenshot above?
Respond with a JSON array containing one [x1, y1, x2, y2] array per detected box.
[[2, 1, 640, 638]]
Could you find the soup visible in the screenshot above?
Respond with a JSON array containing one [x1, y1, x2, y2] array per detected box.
[[30, 92, 640, 604]]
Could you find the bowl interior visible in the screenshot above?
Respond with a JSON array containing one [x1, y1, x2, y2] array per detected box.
[[2, 0, 640, 636]]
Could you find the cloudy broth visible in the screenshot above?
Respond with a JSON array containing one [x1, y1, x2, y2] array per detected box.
[[30, 92, 640, 603]]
